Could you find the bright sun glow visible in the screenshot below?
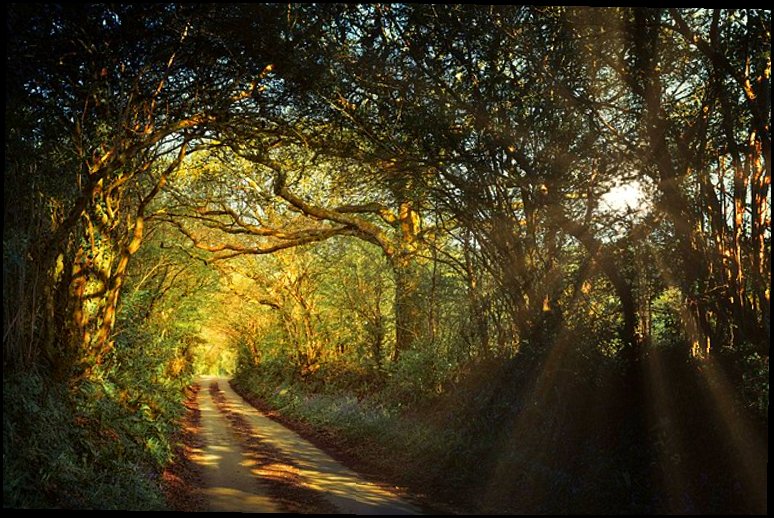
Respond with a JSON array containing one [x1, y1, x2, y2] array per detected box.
[[600, 181, 648, 215]]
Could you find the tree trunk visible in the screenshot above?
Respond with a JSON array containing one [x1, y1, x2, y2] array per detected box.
[[390, 194, 426, 360], [463, 231, 490, 357], [392, 252, 423, 359], [749, 134, 771, 351], [559, 215, 643, 356], [91, 215, 145, 365]]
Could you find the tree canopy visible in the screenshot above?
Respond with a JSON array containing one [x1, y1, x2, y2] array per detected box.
[[4, 5, 769, 513]]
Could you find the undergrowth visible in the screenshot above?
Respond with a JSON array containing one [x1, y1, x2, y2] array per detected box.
[[233, 341, 768, 514], [3, 368, 182, 509]]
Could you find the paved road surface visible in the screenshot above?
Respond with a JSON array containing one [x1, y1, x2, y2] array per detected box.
[[192, 376, 420, 514]]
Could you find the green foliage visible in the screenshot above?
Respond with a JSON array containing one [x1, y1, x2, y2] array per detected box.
[[381, 345, 456, 407], [738, 343, 769, 417], [3, 230, 213, 509], [4, 4, 769, 513], [3, 371, 167, 510], [232, 346, 643, 513], [651, 287, 689, 349], [232, 367, 468, 485]]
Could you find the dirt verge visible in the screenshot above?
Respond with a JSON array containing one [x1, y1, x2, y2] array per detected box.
[[162, 383, 207, 512]]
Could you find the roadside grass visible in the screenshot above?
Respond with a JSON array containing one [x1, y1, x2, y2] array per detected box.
[[232, 344, 768, 514], [232, 361, 517, 513]]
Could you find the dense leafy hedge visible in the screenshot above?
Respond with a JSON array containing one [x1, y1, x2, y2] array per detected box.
[[3, 371, 171, 509], [3, 238, 208, 509]]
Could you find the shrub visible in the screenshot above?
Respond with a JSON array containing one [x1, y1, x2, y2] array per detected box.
[[3, 371, 168, 510]]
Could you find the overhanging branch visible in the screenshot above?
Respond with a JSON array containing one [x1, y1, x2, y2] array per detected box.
[[162, 216, 369, 261]]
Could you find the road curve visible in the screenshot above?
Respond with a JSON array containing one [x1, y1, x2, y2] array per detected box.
[[193, 375, 420, 514]]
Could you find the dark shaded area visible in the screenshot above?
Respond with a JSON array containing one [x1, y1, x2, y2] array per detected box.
[[235, 343, 768, 514], [430, 350, 768, 514]]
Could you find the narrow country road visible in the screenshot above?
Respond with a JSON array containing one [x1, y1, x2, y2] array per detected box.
[[191, 376, 420, 514]]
